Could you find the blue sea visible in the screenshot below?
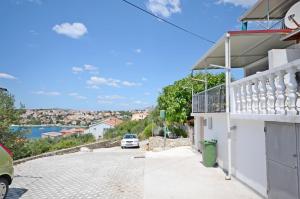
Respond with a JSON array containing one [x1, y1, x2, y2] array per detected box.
[[11, 125, 75, 139]]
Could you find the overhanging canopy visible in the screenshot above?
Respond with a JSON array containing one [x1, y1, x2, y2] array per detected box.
[[240, 0, 299, 21], [193, 29, 294, 70]]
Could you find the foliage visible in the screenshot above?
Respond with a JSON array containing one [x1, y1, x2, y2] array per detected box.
[[157, 73, 225, 124], [104, 119, 151, 140], [142, 123, 157, 139], [168, 125, 187, 138], [0, 89, 27, 158], [14, 134, 95, 160]]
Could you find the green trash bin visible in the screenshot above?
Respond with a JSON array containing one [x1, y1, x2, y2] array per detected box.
[[201, 140, 217, 167]]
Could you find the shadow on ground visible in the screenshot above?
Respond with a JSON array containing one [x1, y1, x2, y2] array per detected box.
[[6, 188, 28, 199]]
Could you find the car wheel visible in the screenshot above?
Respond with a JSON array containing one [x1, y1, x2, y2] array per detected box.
[[0, 178, 9, 199]]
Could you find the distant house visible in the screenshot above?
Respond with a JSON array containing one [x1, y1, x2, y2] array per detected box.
[[131, 112, 149, 121], [84, 117, 123, 139], [41, 132, 62, 139], [60, 128, 85, 137]]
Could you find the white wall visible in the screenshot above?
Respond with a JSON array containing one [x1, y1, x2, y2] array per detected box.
[[84, 123, 112, 139], [198, 113, 267, 197], [203, 113, 228, 170], [193, 116, 201, 150], [231, 119, 267, 197]]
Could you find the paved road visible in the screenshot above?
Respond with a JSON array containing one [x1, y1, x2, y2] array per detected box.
[[7, 147, 145, 199]]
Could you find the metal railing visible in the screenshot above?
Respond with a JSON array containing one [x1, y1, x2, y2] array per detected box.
[[192, 84, 226, 113]]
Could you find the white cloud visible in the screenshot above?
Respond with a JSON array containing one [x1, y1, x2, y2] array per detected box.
[[122, 81, 142, 87], [142, 77, 148, 81], [0, 73, 17, 80], [27, 0, 42, 4], [216, 0, 256, 8], [83, 64, 97, 72], [68, 92, 87, 100], [33, 91, 61, 96], [87, 76, 142, 88], [98, 95, 124, 100], [97, 100, 113, 104], [87, 76, 121, 88], [147, 0, 181, 18], [135, 48, 142, 53], [52, 22, 87, 39], [72, 67, 84, 74], [144, 92, 151, 96], [126, 61, 133, 66], [72, 64, 98, 74]]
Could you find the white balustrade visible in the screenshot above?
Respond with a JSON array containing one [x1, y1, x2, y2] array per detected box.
[[267, 74, 276, 114], [231, 59, 300, 116]]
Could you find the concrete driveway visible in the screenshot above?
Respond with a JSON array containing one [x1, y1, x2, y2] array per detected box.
[[8, 146, 262, 199], [8, 147, 144, 199], [144, 147, 262, 199]]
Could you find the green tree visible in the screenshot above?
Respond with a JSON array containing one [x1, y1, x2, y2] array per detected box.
[[157, 73, 225, 124], [0, 89, 26, 158]]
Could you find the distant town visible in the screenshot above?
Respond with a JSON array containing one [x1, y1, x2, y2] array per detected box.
[[19, 108, 151, 126]]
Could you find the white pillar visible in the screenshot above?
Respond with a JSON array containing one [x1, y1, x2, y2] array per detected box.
[[267, 74, 276, 114], [286, 68, 298, 115], [246, 81, 253, 113], [259, 76, 267, 114], [275, 70, 286, 115], [252, 78, 260, 114]]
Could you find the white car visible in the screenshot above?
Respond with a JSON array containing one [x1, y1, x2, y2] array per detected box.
[[121, 134, 139, 148]]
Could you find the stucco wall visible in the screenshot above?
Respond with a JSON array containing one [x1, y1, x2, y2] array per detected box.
[[85, 123, 112, 139], [193, 113, 267, 197], [231, 119, 267, 197]]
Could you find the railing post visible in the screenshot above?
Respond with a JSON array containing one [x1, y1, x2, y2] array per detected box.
[[232, 86, 238, 113], [246, 82, 253, 113], [286, 67, 298, 115], [267, 74, 276, 114], [252, 78, 260, 114], [275, 70, 286, 115], [259, 76, 267, 114], [241, 83, 247, 113]]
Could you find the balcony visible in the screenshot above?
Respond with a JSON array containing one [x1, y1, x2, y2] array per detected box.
[[230, 59, 300, 121], [192, 84, 226, 113]]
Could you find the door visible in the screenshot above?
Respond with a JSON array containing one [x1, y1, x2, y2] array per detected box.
[[266, 122, 299, 199]]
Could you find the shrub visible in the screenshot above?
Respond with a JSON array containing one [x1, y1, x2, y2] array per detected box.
[[142, 123, 156, 139], [13, 133, 96, 160], [168, 126, 188, 138]]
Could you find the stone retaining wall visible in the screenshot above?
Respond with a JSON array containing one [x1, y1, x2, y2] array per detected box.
[[148, 137, 191, 151], [14, 139, 121, 165]]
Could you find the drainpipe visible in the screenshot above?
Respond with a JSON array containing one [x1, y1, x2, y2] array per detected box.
[[225, 33, 232, 180]]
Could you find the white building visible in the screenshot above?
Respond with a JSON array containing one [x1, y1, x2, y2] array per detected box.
[[84, 117, 123, 139], [131, 112, 149, 121], [191, 0, 300, 198]]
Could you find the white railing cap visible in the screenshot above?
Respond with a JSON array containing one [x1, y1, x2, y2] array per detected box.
[[231, 59, 300, 86]]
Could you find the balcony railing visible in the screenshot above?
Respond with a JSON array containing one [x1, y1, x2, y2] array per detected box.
[[192, 84, 226, 113], [231, 59, 300, 116]]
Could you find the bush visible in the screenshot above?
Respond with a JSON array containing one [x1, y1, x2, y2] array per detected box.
[[168, 126, 188, 138], [13, 134, 96, 160], [142, 123, 156, 139]]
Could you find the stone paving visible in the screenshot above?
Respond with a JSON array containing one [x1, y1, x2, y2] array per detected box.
[[7, 147, 145, 199]]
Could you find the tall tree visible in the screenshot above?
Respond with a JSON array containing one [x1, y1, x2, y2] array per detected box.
[[157, 73, 225, 124], [0, 89, 26, 153]]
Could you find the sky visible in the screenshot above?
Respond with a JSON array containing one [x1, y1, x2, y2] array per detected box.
[[0, 0, 257, 111]]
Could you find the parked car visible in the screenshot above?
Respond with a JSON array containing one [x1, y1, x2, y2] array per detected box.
[[121, 134, 139, 148], [0, 144, 14, 199], [167, 131, 178, 139]]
